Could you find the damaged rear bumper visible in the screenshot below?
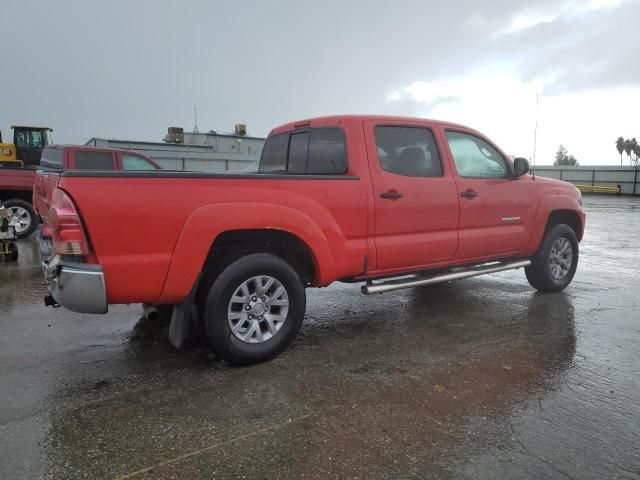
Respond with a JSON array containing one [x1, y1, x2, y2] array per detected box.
[[42, 249, 107, 314]]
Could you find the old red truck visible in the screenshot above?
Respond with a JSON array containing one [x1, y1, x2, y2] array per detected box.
[[0, 145, 160, 238], [38, 115, 585, 364]]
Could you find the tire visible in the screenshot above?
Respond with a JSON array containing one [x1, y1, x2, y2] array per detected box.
[[202, 253, 306, 365], [525, 224, 579, 292], [9, 242, 18, 261], [3, 199, 37, 239]]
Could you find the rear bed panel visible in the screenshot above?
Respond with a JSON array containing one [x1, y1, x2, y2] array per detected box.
[[58, 173, 369, 304]]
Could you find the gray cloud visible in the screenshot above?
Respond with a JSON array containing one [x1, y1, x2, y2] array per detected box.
[[0, 0, 635, 144], [490, 0, 640, 93]]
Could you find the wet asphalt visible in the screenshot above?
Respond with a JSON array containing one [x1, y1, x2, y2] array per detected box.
[[1, 195, 639, 479]]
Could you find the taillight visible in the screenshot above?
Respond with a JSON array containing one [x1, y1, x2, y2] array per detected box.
[[50, 188, 90, 255]]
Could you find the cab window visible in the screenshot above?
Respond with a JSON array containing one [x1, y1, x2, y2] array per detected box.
[[15, 130, 45, 149], [259, 127, 347, 174], [446, 131, 509, 178]]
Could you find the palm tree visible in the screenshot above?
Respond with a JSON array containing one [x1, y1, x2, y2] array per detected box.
[[631, 138, 639, 166], [624, 139, 633, 164], [632, 145, 640, 167], [616, 137, 625, 166]]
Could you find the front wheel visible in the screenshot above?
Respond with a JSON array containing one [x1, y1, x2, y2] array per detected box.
[[525, 224, 579, 292], [202, 253, 306, 365]]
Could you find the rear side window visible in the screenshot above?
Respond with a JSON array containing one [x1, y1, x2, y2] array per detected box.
[[74, 151, 115, 169], [374, 126, 442, 177], [259, 127, 347, 174], [260, 133, 288, 172], [40, 148, 63, 169], [121, 154, 157, 170]]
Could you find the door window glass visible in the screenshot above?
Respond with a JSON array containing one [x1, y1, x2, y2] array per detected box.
[[374, 126, 442, 177], [74, 151, 115, 169], [446, 131, 508, 178], [122, 154, 157, 170]]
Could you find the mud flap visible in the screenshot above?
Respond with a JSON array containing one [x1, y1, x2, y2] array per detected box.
[[168, 274, 201, 349]]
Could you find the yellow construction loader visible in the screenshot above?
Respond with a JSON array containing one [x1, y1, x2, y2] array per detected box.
[[0, 125, 53, 166]]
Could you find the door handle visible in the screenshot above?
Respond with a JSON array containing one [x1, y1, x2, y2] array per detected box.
[[380, 191, 403, 199], [460, 190, 478, 198]]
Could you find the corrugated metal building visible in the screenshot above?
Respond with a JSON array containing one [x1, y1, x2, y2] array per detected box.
[[532, 166, 639, 195], [86, 126, 265, 172]]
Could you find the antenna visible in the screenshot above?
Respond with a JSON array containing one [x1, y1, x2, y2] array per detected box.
[[532, 92, 539, 179], [193, 105, 199, 133]]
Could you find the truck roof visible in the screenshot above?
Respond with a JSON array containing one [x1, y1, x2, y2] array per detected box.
[[269, 115, 473, 136]]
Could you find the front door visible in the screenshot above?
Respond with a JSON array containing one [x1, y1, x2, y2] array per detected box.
[[365, 121, 460, 272], [441, 129, 531, 261]]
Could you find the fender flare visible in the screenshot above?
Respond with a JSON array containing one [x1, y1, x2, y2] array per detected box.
[[526, 194, 584, 255], [158, 202, 337, 303]]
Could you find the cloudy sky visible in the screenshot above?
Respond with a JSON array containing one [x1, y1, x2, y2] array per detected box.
[[1, 0, 638, 165]]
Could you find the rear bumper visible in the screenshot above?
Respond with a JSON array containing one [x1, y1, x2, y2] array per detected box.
[[42, 251, 108, 314]]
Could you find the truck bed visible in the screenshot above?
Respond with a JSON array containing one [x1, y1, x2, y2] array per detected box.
[[0, 164, 37, 191], [43, 169, 369, 304]]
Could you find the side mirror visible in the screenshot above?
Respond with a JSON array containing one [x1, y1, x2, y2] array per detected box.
[[514, 157, 529, 177]]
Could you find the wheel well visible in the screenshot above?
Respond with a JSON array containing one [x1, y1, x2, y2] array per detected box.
[[203, 229, 317, 285], [545, 210, 582, 240], [0, 190, 33, 204]]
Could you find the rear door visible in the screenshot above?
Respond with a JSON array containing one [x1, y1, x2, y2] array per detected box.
[[441, 129, 531, 261], [365, 120, 459, 272]]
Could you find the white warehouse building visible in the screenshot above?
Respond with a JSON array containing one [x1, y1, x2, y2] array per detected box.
[[86, 125, 265, 172]]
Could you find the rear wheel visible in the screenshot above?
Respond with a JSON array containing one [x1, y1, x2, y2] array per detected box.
[[202, 253, 306, 365], [4, 199, 37, 238], [525, 224, 579, 292]]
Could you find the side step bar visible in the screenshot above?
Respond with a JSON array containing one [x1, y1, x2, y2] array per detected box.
[[361, 259, 531, 295]]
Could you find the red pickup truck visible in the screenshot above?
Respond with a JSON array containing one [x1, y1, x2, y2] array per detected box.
[[0, 145, 160, 238], [38, 115, 585, 364]]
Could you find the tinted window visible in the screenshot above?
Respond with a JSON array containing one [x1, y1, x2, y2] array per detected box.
[[288, 132, 309, 173], [74, 151, 114, 169], [308, 128, 347, 174], [40, 147, 63, 168], [260, 128, 347, 174], [122, 154, 157, 170], [374, 126, 442, 177], [446, 131, 508, 178], [259, 133, 288, 172]]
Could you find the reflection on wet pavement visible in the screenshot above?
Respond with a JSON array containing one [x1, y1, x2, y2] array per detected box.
[[1, 196, 639, 479]]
